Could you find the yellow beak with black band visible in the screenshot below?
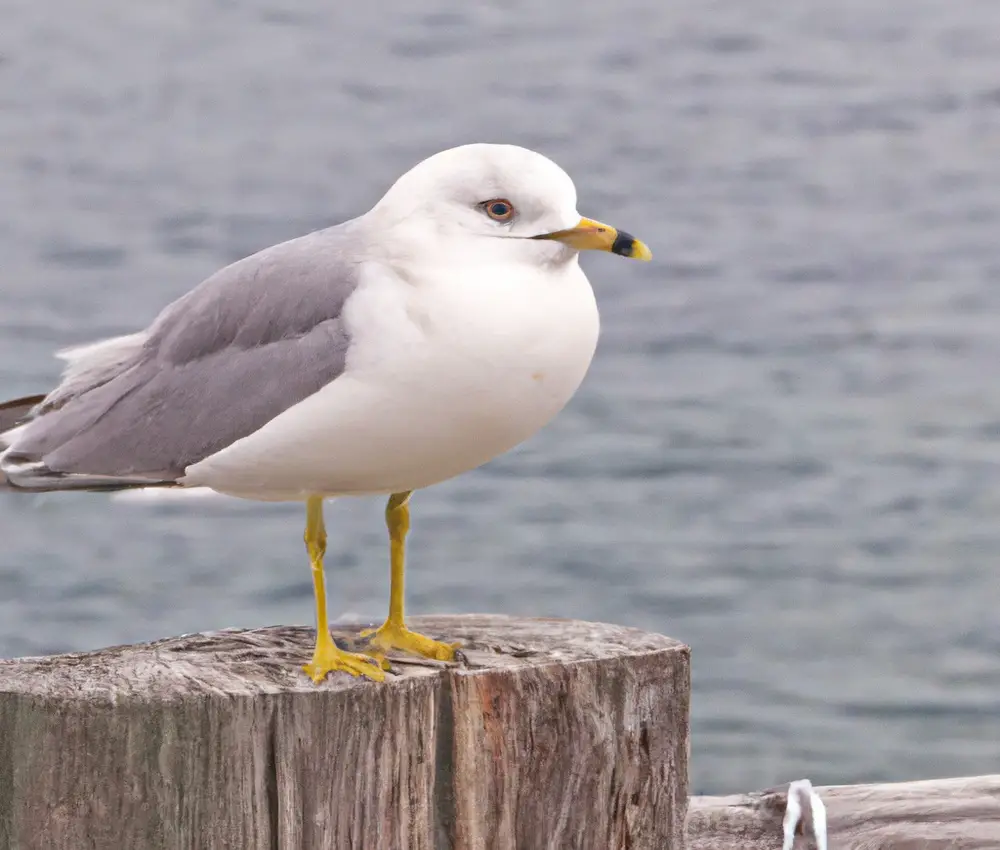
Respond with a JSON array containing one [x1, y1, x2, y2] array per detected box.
[[533, 217, 653, 260]]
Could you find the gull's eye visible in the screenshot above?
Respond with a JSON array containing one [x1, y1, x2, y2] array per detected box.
[[482, 199, 515, 222]]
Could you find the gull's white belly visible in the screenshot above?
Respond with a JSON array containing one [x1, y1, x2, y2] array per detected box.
[[183, 263, 600, 500]]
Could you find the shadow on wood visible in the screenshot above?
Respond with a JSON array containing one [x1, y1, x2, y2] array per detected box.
[[0, 615, 690, 850], [689, 774, 1000, 849]]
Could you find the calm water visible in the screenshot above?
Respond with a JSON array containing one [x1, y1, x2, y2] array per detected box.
[[3, 0, 1000, 794]]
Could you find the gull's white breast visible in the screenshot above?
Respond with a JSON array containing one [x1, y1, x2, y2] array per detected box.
[[183, 259, 600, 500]]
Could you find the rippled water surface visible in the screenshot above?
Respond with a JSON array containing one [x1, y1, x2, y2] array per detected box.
[[3, 0, 1000, 794]]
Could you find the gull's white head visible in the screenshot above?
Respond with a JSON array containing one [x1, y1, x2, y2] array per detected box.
[[369, 143, 651, 266]]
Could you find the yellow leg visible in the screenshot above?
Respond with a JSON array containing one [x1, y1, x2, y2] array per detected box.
[[302, 495, 384, 683], [360, 492, 459, 661]]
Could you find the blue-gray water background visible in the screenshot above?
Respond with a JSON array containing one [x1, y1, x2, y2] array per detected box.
[[3, 0, 1000, 794]]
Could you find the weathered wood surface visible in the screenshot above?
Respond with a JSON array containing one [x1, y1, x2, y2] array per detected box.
[[689, 774, 1000, 849], [0, 615, 690, 850]]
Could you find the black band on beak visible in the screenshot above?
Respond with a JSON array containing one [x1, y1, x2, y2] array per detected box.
[[611, 231, 640, 258]]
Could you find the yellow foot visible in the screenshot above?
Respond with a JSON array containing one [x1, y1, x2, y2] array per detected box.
[[360, 620, 459, 662], [303, 638, 385, 683]]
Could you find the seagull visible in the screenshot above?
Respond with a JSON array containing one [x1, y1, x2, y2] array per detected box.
[[0, 143, 651, 682]]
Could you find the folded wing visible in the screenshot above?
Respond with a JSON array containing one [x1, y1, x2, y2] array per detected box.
[[1, 223, 365, 491]]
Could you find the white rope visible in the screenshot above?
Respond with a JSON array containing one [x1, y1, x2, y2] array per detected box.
[[782, 778, 827, 850]]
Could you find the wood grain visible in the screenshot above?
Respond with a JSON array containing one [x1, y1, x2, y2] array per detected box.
[[689, 774, 1000, 849], [0, 615, 690, 850]]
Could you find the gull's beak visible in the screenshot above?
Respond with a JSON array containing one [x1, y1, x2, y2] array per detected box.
[[533, 217, 652, 261]]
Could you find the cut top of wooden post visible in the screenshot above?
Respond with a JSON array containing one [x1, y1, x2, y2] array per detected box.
[[1, 614, 681, 697], [0, 615, 690, 850]]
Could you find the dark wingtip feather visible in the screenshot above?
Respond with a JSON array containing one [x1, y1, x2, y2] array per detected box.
[[0, 393, 46, 435]]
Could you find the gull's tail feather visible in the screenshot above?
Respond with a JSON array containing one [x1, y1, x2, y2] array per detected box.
[[1, 456, 180, 493], [0, 391, 178, 493], [0, 463, 181, 493]]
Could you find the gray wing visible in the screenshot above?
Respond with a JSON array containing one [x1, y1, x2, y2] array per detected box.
[[2, 222, 365, 490]]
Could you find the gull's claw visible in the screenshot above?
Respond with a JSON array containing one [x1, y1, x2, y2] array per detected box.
[[360, 620, 459, 662], [303, 640, 385, 683]]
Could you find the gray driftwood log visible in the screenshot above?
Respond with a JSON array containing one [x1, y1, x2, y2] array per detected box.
[[689, 774, 1000, 849], [0, 615, 690, 850]]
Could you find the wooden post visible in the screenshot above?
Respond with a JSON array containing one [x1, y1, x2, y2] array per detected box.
[[0, 615, 690, 850], [688, 774, 1000, 849]]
